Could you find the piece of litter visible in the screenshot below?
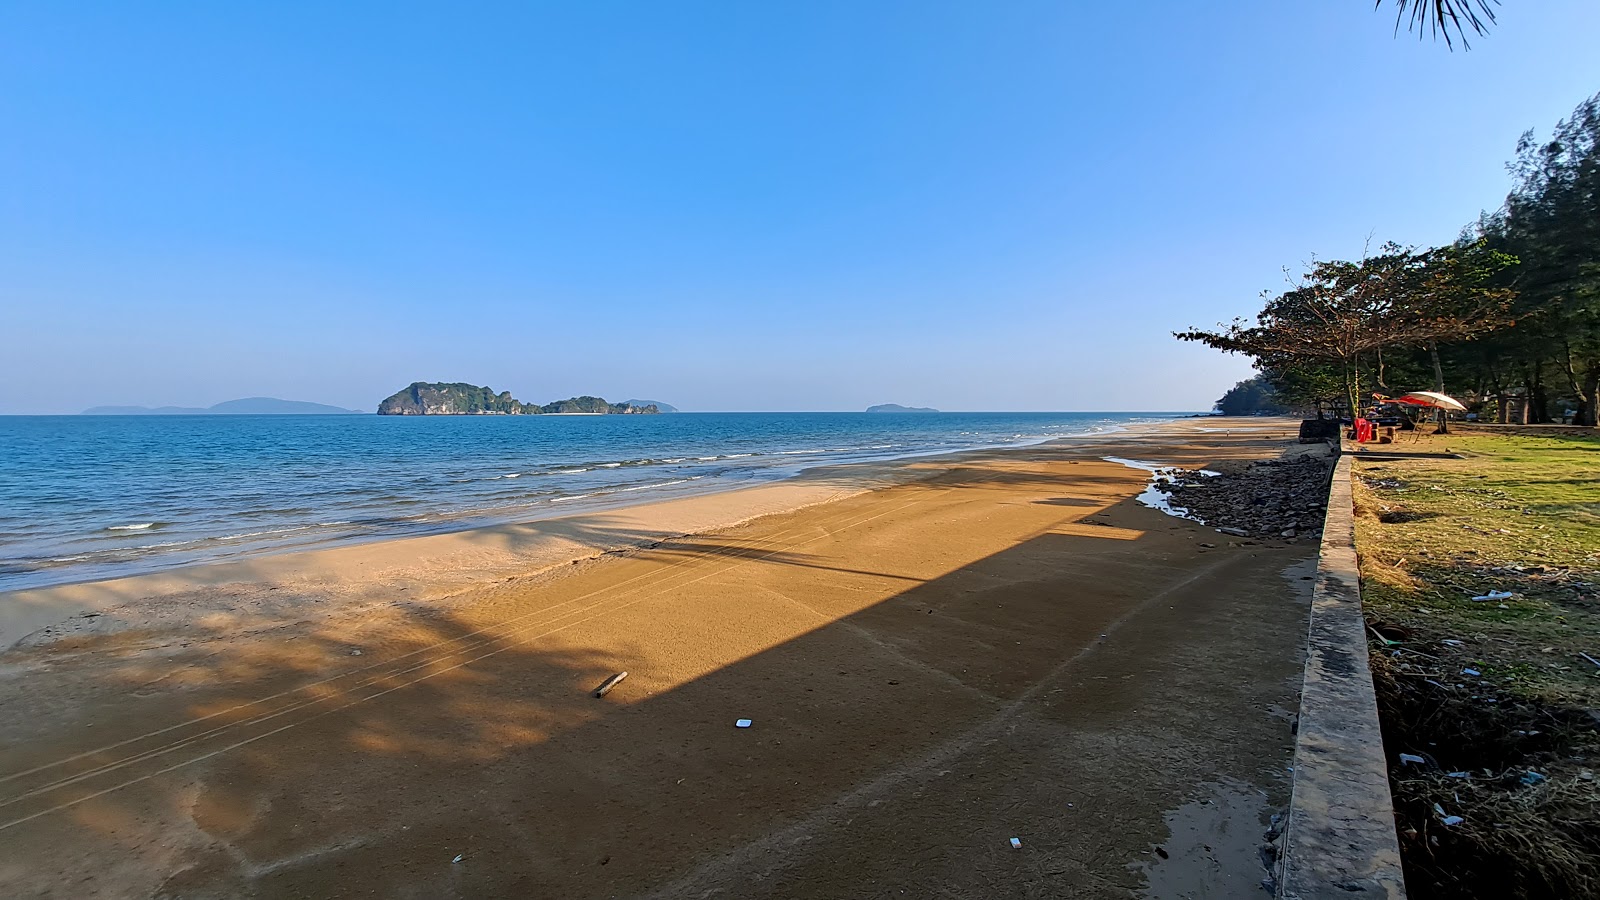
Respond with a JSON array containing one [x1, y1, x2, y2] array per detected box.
[[1446, 772, 1471, 779], [350, 649, 362, 656], [1519, 771, 1547, 786], [1441, 816, 1464, 827], [1399, 753, 1427, 766], [1462, 668, 1481, 677], [735, 718, 752, 729], [1442, 639, 1465, 647], [1470, 590, 1513, 602], [594, 671, 629, 698], [1009, 837, 1022, 849], [452, 854, 463, 864]]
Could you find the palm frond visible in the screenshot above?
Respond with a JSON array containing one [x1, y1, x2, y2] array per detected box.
[[1377, 0, 1500, 50]]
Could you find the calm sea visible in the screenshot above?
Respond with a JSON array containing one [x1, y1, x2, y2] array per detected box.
[[0, 412, 1186, 591]]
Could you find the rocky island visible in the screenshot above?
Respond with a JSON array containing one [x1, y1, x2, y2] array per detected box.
[[376, 383, 660, 416]]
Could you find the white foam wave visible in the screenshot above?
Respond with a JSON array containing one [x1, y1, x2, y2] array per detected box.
[[616, 479, 689, 493], [108, 523, 155, 531]]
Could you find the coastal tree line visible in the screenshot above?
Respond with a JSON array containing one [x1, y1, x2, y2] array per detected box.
[[1181, 91, 1600, 426]]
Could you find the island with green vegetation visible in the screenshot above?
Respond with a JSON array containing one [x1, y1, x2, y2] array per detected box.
[[865, 403, 938, 413], [376, 382, 661, 416]]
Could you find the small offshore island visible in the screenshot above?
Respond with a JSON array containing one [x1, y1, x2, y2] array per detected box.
[[377, 382, 661, 416], [865, 403, 938, 413]]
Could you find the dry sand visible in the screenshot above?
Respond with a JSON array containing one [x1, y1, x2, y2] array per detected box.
[[0, 419, 1323, 898]]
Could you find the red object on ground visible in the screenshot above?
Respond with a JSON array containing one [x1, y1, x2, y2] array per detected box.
[[1354, 418, 1373, 443]]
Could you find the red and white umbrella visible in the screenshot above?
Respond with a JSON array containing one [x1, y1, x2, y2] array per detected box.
[[1393, 391, 1467, 412]]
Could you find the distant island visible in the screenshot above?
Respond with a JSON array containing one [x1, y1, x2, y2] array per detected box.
[[622, 399, 679, 413], [83, 397, 362, 415], [866, 404, 939, 413], [376, 382, 661, 416]]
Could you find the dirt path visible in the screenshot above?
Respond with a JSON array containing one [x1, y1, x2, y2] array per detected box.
[[0, 424, 1318, 898]]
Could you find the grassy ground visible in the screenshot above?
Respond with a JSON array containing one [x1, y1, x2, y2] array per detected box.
[[1352, 431, 1600, 899]]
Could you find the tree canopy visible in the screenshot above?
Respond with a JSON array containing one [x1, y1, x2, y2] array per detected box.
[[1179, 92, 1598, 426]]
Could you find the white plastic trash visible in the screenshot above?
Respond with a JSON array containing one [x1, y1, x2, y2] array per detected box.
[[1009, 837, 1022, 849], [735, 718, 752, 728]]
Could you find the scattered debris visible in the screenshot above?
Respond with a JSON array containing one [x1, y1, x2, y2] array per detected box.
[[1519, 771, 1547, 787], [452, 853, 464, 864], [1462, 668, 1481, 677], [594, 671, 629, 698], [1009, 837, 1022, 849], [1400, 753, 1428, 766], [1470, 590, 1514, 602], [735, 718, 752, 728]]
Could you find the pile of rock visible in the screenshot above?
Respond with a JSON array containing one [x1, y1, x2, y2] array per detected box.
[[1156, 455, 1333, 542]]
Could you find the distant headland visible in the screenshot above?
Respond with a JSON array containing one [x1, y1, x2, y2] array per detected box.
[[865, 403, 939, 413], [621, 399, 679, 413], [376, 382, 662, 416], [83, 397, 362, 415]]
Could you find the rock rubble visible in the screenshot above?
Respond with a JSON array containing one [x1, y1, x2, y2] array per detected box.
[[1156, 454, 1333, 542]]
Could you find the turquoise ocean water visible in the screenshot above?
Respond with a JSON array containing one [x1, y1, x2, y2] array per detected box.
[[0, 412, 1186, 591]]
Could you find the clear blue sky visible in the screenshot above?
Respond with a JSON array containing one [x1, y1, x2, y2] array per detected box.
[[4, 2, 1598, 414]]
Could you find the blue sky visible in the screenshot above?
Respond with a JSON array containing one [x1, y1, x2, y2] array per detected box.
[[3, 2, 1598, 414]]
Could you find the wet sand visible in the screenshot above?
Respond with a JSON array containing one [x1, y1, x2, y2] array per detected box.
[[0, 419, 1320, 898]]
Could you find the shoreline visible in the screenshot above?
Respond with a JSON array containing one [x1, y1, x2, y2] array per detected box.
[[0, 414, 1182, 596], [0, 418, 1241, 652]]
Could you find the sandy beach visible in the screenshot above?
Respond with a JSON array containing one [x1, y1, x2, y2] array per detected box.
[[0, 419, 1320, 898]]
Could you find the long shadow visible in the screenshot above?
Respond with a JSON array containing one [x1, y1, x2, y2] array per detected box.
[[0, 447, 1312, 899]]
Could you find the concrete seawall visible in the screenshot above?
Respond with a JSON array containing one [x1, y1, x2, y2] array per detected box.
[[1276, 453, 1407, 898]]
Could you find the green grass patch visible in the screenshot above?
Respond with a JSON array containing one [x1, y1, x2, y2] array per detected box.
[[1353, 431, 1600, 899]]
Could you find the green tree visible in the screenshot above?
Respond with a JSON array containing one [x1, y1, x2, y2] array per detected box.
[[1494, 96, 1600, 424], [1177, 243, 1515, 417], [1215, 375, 1289, 416]]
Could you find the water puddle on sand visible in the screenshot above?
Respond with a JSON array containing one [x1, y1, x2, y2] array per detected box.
[[1102, 457, 1219, 523], [1132, 778, 1276, 898]]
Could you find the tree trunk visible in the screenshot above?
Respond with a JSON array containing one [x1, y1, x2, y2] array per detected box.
[[1531, 363, 1550, 424], [1429, 342, 1448, 434], [1561, 341, 1598, 427], [1577, 359, 1600, 427], [1342, 358, 1358, 425]]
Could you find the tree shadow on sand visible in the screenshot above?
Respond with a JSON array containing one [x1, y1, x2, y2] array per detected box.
[[0, 441, 1314, 899]]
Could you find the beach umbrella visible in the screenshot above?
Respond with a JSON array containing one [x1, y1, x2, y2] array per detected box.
[[1394, 391, 1467, 412]]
